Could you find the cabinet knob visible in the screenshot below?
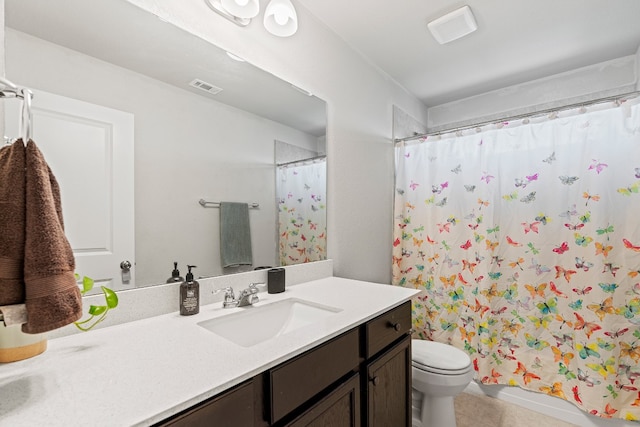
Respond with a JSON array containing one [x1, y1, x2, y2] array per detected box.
[[392, 322, 401, 332], [369, 376, 380, 386]]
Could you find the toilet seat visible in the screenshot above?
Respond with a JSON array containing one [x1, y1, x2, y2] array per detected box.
[[412, 339, 471, 375], [412, 360, 472, 375]]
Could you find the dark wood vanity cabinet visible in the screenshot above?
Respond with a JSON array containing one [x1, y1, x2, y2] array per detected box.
[[269, 329, 361, 424], [285, 373, 361, 427], [157, 380, 255, 427], [156, 301, 412, 427], [365, 335, 412, 427], [363, 302, 413, 427]]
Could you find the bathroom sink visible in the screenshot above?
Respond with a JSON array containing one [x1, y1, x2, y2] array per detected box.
[[198, 298, 342, 347]]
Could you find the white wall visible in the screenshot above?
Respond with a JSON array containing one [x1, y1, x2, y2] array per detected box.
[[5, 28, 320, 285], [428, 54, 638, 131], [125, 0, 430, 285]]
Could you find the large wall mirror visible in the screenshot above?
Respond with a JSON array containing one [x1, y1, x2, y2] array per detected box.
[[4, 0, 327, 291]]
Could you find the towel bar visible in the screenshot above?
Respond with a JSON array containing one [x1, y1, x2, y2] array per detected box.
[[198, 199, 259, 209]]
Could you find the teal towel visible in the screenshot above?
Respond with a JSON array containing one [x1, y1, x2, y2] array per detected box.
[[220, 202, 253, 267]]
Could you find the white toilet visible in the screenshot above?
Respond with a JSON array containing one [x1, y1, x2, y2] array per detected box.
[[411, 339, 474, 427]]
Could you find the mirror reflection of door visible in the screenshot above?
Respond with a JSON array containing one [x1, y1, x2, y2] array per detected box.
[[5, 90, 135, 292]]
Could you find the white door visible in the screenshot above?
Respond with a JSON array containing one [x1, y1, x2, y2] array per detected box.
[[5, 89, 135, 292]]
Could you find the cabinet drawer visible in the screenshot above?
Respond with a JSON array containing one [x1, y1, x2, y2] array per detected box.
[[157, 380, 254, 427], [365, 301, 411, 358], [270, 328, 360, 423]]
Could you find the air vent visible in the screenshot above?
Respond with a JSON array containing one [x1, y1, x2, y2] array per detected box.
[[189, 78, 223, 95], [427, 5, 477, 45]]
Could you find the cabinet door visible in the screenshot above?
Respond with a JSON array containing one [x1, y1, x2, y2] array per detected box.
[[157, 380, 254, 427], [286, 373, 360, 427], [366, 335, 411, 427]]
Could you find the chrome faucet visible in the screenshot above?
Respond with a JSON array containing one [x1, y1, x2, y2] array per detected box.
[[236, 283, 261, 307], [216, 283, 264, 308], [217, 287, 237, 308]]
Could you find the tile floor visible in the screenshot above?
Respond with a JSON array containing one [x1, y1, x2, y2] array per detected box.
[[454, 392, 578, 427]]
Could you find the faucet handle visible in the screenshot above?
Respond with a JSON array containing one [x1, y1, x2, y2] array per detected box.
[[214, 286, 235, 302], [248, 283, 265, 304], [249, 282, 266, 293]]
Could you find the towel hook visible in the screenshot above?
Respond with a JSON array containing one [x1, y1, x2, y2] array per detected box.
[[0, 76, 33, 146], [19, 88, 33, 146]]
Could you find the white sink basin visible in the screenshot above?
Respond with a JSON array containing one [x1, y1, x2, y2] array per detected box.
[[198, 298, 342, 347]]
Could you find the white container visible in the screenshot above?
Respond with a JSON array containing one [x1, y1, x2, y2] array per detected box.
[[0, 323, 47, 363]]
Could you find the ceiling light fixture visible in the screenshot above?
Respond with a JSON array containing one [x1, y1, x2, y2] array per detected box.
[[427, 5, 477, 45], [221, 0, 259, 19], [264, 0, 298, 37], [205, 0, 251, 26], [204, 0, 298, 37]]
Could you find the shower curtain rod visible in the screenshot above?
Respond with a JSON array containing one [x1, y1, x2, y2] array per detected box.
[[277, 155, 326, 167], [394, 90, 640, 143]]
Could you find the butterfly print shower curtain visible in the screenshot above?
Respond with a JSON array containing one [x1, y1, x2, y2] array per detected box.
[[277, 159, 327, 265], [393, 99, 640, 421]]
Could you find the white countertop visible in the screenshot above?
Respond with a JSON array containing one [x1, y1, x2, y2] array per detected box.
[[0, 277, 418, 426]]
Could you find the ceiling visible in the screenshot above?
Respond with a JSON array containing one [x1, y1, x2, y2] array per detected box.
[[6, 0, 640, 126], [4, 0, 327, 137], [298, 0, 640, 107]]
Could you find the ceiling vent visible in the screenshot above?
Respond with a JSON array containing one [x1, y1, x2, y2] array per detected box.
[[189, 78, 223, 95], [427, 5, 477, 45]]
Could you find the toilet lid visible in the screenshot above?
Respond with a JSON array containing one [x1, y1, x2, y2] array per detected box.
[[412, 339, 471, 371]]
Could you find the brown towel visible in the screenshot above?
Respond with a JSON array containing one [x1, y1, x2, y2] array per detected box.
[[0, 139, 82, 334], [0, 141, 26, 305]]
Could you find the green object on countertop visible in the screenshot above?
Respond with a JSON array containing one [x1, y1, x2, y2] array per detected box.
[[73, 274, 119, 332]]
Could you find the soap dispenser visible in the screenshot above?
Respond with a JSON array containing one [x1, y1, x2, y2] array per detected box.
[[166, 261, 184, 283], [180, 265, 200, 316]]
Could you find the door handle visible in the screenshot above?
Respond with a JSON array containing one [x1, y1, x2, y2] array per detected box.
[[120, 260, 132, 284]]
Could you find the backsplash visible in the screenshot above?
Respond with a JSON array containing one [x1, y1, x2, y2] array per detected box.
[[50, 260, 333, 339]]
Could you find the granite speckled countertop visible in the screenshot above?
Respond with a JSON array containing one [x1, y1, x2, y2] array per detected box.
[[0, 277, 418, 426]]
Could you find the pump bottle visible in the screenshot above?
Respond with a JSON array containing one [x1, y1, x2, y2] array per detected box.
[[166, 261, 184, 283], [179, 265, 200, 315]]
